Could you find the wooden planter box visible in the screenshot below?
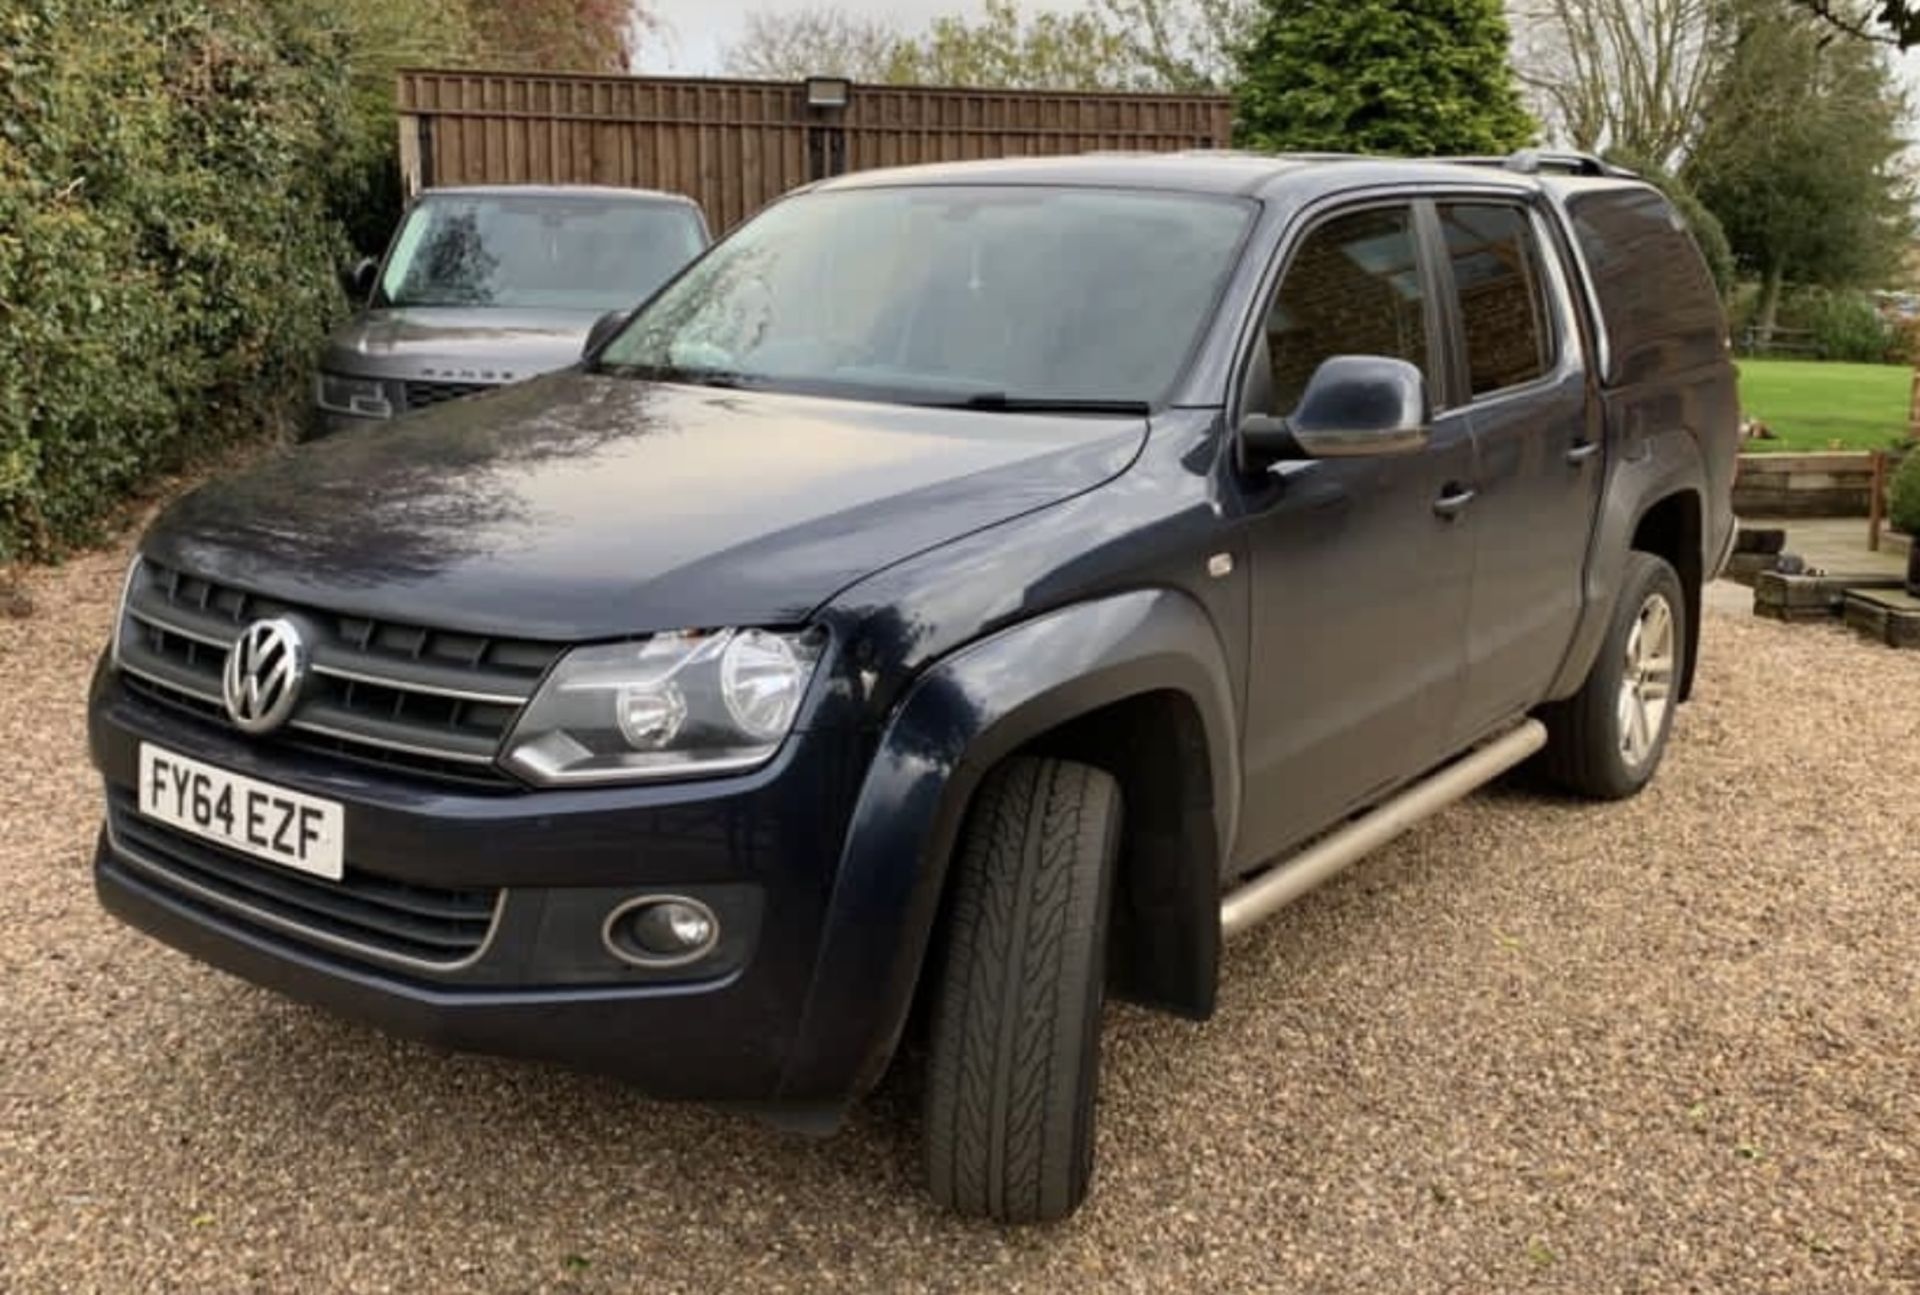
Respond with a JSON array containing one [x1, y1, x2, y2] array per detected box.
[[1733, 451, 1879, 517]]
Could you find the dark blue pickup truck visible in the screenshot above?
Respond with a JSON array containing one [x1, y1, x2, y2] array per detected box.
[[90, 150, 1737, 1223]]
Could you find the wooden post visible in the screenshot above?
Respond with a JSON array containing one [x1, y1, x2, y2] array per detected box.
[[397, 114, 424, 199], [1869, 451, 1886, 552]]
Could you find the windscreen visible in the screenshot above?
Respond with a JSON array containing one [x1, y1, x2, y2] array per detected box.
[[378, 193, 706, 312], [595, 185, 1256, 406]]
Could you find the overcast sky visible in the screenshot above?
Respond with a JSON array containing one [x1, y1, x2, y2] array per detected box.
[[635, 0, 1083, 74]]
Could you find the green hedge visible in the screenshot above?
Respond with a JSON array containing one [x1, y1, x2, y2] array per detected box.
[[0, 0, 479, 562], [1890, 447, 1920, 536]]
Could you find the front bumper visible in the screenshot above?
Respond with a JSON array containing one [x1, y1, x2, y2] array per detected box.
[[89, 668, 873, 1104], [308, 407, 385, 439]]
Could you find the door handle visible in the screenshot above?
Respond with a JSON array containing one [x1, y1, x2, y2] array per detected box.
[[1433, 485, 1477, 519], [1565, 440, 1602, 465]]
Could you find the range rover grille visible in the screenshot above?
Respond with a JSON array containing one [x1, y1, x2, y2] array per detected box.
[[105, 790, 501, 969], [115, 559, 562, 788], [401, 378, 490, 412]]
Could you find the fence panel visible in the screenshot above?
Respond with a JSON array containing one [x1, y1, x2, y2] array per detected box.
[[396, 70, 1234, 230]]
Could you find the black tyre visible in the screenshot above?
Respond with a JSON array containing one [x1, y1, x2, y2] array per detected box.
[[923, 756, 1121, 1224], [1540, 551, 1688, 799]]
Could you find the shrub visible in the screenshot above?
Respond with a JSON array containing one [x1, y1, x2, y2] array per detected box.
[[1884, 314, 1920, 367], [0, 2, 346, 559], [0, 0, 490, 562], [1792, 287, 1891, 363], [1890, 447, 1920, 535]]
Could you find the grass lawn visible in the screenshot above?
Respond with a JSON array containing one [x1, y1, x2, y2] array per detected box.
[[1736, 358, 1912, 453]]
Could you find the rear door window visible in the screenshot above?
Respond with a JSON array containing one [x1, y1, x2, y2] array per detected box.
[[1260, 205, 1431, 415], [1438, 204, 1554, 397]]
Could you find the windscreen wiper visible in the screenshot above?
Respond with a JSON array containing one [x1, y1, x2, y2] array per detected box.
[[600, 363, 750, 389], [933, 393, 1152, 415]]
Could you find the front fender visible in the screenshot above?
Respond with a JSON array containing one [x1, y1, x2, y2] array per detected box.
[[775, 587, 1239, 1106]]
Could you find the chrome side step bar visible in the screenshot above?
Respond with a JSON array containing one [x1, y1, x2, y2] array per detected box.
[[1219, 719, 1548, 938]]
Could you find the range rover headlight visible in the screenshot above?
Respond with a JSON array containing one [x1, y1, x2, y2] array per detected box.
[[314, 371, 394, 419], [501, 628, 823, 786]]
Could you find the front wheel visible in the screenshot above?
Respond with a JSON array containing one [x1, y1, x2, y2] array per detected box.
[[923, 756, 1121, 1224], [1540, 551, 1688, 799]]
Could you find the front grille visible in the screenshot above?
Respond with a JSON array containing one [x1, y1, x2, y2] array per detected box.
[[115, 559, 563, 788], [401, 379, 490, 412], [106, 790, 501, 969]]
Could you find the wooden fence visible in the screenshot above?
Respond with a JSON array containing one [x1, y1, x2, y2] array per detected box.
[[394, 69, 1236, 231]]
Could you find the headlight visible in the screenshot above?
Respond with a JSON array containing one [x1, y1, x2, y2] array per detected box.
[[314, 371, 393, 418], [501, 628, 824, 786]]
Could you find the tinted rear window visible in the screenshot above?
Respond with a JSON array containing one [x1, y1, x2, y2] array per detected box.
[[1566, 187, 1724, 386]]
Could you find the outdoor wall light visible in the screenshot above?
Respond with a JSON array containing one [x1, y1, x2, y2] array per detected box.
[[805, 76, 852, 110]]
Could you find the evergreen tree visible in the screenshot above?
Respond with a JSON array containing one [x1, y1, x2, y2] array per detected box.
[[1687, 2, 1913, 337], [1233, 0, 1535, 156]]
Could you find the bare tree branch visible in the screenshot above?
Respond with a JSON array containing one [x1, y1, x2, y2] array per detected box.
[[1789, 0, 1904, 45], [1508, 0, 1731, 168]]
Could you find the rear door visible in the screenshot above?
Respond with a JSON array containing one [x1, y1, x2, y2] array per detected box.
[[1229, 200, 1480, 868], [1432, 199, 1601, 738]]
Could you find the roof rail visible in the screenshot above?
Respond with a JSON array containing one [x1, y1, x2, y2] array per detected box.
[[1441, 149, 1640, 179]]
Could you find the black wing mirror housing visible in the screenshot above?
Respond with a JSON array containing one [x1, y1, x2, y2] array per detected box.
[[341, 257, 379, 303], [582, 309, 629, 360], [1241, 355, 1431, 467]]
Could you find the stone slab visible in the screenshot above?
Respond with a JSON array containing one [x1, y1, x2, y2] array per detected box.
[[1755, 602, 1842, 624], [1754, 571, 1905, 618], [1843, 587, 1920, 648]]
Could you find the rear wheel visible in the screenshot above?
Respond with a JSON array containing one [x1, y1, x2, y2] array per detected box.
[[923, 756, 1121, 1224], [1540, 552, 1687, 799]]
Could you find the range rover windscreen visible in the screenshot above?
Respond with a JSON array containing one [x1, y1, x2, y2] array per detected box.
[[378, 192, 708, 313]]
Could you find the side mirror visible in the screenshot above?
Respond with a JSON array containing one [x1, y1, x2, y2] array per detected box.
[[582, 309, 629, 360], [341, 257, 379, 303], [1240, 355, 1431, 466]]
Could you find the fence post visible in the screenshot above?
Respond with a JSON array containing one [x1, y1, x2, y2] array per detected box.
[[1869, 451, 1887, 552], [397, 114, 425, 198]]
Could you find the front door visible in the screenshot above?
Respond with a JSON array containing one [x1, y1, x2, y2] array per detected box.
[[1230, 202, 1480, 870]]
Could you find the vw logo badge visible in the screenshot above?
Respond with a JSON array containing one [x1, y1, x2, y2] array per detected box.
[[222, 618, 308, 735]]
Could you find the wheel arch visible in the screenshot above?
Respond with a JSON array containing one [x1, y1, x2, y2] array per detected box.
[[775, 588, 1239, 1106], [1018, 686, 1223, 1022], [1547, 430, 1711, 703], [1627, 488, 1704, 701]]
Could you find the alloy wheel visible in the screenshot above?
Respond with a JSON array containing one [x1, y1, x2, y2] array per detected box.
[[1617, 591, 1675, 769]]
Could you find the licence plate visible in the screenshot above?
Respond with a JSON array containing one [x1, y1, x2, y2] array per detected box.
[[136, 744, 345, 881]]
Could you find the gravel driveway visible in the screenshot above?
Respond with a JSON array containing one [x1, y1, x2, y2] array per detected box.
[[3, 538, 1915, 1293]]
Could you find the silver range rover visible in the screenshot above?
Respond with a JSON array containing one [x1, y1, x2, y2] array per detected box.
[[314, 184, 709, 435]]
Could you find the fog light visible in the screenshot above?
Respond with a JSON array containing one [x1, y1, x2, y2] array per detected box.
[[603, 895, 720, 968]]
